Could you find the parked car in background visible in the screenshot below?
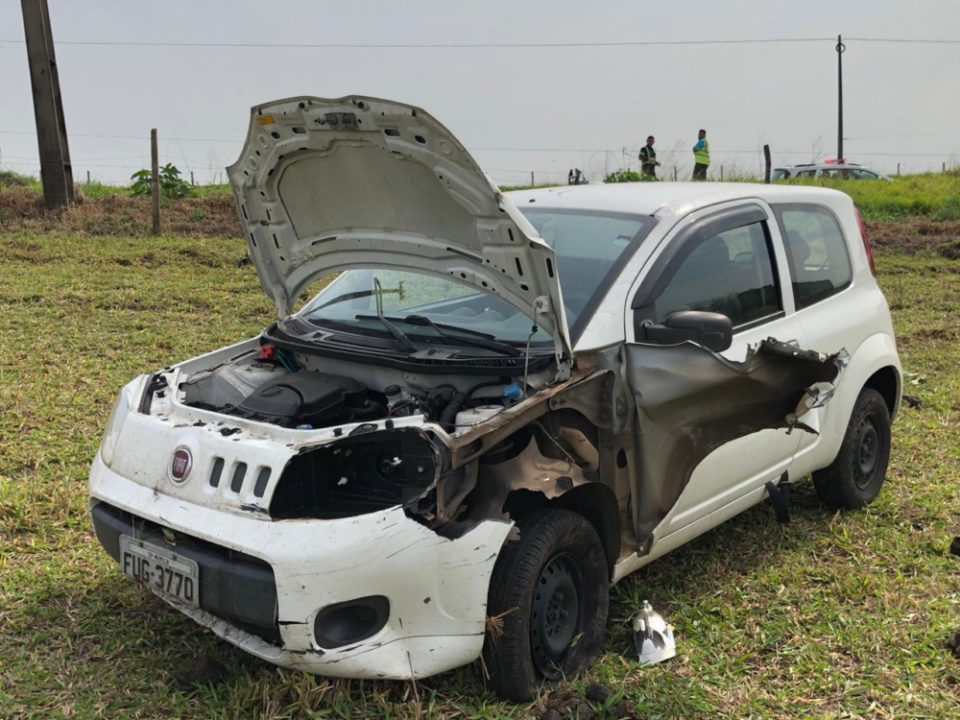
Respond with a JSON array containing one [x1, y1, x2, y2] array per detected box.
[[89, 96, 902, 701], [773, 162, 891, 181]]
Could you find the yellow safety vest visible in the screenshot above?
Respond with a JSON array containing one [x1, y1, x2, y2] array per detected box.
[[694, 139, 710, 165]]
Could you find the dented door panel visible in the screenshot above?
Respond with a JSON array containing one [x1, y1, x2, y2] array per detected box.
[[625, 338, 844, 545], [651, 315, 808, 537]]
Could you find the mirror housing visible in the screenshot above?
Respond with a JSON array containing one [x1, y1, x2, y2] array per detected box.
[[638, 310, 733, 352]]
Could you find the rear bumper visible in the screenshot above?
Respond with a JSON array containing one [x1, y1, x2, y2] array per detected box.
[[88, 452, 512, 679]]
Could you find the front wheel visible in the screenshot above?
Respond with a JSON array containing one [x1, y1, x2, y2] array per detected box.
[[482, 509, 608, 702], [814, 387, 892, 509]]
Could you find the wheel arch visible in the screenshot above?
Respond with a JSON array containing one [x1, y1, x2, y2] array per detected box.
[[863, 365, 901, 420], [503, 482, 620, 579]]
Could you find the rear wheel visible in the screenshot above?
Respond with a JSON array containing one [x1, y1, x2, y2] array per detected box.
[[814, 387, 891, 509], [483, 509, 608, 702]]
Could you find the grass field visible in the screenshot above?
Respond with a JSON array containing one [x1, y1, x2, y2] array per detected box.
[[0, 229, 958, 719]]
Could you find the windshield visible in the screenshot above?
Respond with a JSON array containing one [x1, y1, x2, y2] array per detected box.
[[298, 209, 655, 344]]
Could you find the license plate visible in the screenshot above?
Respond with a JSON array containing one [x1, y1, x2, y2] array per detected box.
[[119, 535, 200, 607]]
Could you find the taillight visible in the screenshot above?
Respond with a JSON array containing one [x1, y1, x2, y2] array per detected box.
[[855, 207, 877, 276]]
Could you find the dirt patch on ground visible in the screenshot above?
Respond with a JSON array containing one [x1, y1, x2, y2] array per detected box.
[[3, 190, 960, 255], [0, 187, 242, 237], [867, 219, 960, 256]]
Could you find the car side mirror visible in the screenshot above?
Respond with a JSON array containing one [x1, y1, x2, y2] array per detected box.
[[638, 310, 733, 352]]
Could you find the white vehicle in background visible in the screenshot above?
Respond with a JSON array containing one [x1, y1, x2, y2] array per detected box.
[[773, 161, 891, 181], [89, 96, 901, 701]]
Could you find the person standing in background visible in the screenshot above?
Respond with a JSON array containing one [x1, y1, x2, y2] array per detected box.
[[692, 129, 710, 180], [639, 136, 659, 179]]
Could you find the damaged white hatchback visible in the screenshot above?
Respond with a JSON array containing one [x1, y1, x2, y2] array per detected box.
[[89, 96, 902, 701]]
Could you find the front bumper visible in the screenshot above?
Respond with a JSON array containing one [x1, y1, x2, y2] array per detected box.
[[89, 453, 512, 679]]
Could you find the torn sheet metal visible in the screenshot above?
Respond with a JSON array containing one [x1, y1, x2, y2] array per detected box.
[[626, 337, 845, 537]]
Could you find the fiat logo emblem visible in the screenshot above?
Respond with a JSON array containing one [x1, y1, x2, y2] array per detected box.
[[169, 447, 192, 483]]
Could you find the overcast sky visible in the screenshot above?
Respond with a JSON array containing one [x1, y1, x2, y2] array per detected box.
[[1, 0, 958, 186]]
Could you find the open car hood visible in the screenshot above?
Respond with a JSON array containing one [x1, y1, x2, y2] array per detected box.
[[228, 96, 572, 365]]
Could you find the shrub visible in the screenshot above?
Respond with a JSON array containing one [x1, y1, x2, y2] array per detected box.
[[604, 170, 646, 183], [0, 169, 36, 187], [129, 163, 196, 199]]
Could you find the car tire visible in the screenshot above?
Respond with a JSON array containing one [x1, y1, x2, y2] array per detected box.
[[813, 387, 891, 510], [482, 508, 608, 702]]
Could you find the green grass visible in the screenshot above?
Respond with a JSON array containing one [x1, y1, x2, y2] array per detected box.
[[1, 233, 959, 718], [784, 172, 960, 222]]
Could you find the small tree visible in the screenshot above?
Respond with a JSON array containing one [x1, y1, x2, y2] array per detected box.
[[129, 163, 196, 199]]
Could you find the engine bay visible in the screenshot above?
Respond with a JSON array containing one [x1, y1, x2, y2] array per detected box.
[[180, 346, 526, 433]]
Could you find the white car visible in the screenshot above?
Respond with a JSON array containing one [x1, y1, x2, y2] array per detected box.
[[773, 162, 891, 181], [89, 96, 902, 701]]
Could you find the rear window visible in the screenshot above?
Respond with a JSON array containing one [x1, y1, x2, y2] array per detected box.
[[773, 204, 853, 309]]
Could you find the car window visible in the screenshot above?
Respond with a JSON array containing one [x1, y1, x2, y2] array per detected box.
[[772, 168, 790, 180], [773, 205, 853, 309], [851, 169, 879, 179], [796, 170, 816, 178], [821, 168, 853, 179], [653, 221, 782, 327]]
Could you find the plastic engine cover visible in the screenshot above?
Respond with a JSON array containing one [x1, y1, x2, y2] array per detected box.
[[233, 372, 368, 427]]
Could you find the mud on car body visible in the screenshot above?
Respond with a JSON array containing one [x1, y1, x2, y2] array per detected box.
[[89, 96, 902, 701]]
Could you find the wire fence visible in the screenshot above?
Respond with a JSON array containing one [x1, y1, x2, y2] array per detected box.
[[3, 129, 958, 188]]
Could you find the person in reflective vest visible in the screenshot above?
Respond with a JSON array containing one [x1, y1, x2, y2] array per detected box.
[[639, 136, 659, 179], [692, 129, 710, 180]]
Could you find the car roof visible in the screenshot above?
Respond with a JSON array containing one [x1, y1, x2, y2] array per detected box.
[[506, 182, 847, 217], [780, 163, 871, 171]]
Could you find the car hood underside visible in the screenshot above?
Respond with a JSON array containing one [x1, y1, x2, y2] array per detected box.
[[227, 95, 572, 363]]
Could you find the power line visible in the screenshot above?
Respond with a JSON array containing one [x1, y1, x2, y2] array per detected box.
[[846, 36, 960, 44], [2, 36, 958, 50], [0, 129, 238, 144], [0, 37, 838, 49]]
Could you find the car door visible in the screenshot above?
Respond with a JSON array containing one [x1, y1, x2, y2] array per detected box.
[[770, 201, 861, 466], [622, 201, 809, 542]]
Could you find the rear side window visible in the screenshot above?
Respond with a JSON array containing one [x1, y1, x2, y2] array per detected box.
[[773, 204, 853, 309], [653, 221, 782, 327]]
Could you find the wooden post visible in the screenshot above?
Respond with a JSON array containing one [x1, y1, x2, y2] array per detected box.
[[20, 0, 74, 209], [896, 163, 900, 176], [672, 166, 677, 182], [943, 161, 947, 174], [190, 170, 195, 186], [530, 171, 534, 187], [85, 170, 90, 183], [720, 165, 724, 182], [763, 144, 772, 184], [151, 129, 160, 235]]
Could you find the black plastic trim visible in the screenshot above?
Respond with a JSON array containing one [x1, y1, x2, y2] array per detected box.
[[313, 595, 390, 649], [262, 323, 554, 376], [91, 501, 280, 644]]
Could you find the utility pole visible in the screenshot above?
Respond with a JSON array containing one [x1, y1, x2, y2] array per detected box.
[[151, 129, 160, 235], [836, 34, 845, 163], [20, 0, 74, 209]]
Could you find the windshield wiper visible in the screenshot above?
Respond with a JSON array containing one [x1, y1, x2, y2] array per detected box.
[[355, 313, 522, 357], [360, 278, 417, 353], [309, 280, 405, 312]]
